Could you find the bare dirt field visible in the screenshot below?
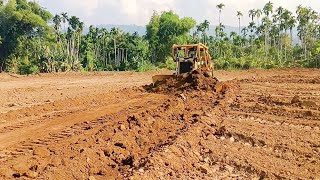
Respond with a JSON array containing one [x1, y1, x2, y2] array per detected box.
[[0, 68, 319, 179]]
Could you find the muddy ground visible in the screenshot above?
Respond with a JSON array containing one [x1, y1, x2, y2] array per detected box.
[[0, 68, 319, 179]]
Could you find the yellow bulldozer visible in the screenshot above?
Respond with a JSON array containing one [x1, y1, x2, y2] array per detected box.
[[153, 43, 214, 83]]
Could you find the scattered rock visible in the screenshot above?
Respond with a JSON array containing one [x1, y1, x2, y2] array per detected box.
[[119, 124, 126, 131], [291, 95, 300, 104], [26, 171, 38, 178], [203, 149, 212, 154], [89, 176, 96, 180], [304, 111, 313, 117], [199, 165, 209, 174], [301, 101, 317, 108], [8, 103, 16, 107], [33, 147, 50, 157], [0, 167, 14, 178], [97, 151, 105, 157], [225, 165, 234, 172], [229, 137, 235, 143], [12, 163, 29, 175], [51, 158, 62, 167], [204, 112, 212, 117], [179, 94, 187, 101], [203, 157, 210, 163], [138, 168, 144, 173]]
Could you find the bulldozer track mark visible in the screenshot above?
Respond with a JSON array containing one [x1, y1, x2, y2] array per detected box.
[[0, 69, 320, 179], [0, 93, 166, 153]]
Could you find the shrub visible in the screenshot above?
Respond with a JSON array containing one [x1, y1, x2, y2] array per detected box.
[[136, 60, 158, 72], [159, 56, 176, 70]]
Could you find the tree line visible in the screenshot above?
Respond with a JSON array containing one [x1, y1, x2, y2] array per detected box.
[[0, 0, 319, 74]]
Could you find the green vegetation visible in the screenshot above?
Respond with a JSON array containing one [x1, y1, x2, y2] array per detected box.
[[0, 0, 319, 74]]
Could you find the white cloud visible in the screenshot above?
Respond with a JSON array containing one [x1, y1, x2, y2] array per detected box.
[[38, 0, 320, 26]]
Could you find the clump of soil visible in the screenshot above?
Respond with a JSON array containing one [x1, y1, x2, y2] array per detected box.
[[145, 69, 230, 95]]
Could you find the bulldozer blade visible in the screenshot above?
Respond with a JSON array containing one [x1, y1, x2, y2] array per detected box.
[[152, 75, 175, 84]]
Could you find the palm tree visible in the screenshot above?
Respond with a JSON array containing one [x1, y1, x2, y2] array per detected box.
[[202, 20, 210, 44], [237, 11, 243, 35], [196, 25, 204, 43], [281, 9, 294, 61], [262, 1, 274, 57], [296, 5, 310, 61], [287, 15, 296, 45], [275, 7, 285, 61], [230, 31, 237, 42], [248, 22, 256, 53], [263, 1, 274, 17], [53, 14, 61, 33], [203, 20, 210, 31], [241, 27, 248, 46], [61, 12, 68, 32], [255, 9, 262, 26], [249, 9, 256, 22], [216, 3, 225, 25], [53, 15, 62, 43]]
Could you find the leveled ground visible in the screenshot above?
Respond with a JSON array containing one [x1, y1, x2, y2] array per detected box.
[[0, 68, 319, 179]]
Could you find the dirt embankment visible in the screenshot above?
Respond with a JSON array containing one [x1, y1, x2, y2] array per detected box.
[[0, 68, 319, 179]]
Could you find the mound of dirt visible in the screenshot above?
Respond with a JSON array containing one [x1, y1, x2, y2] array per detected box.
[[145, 69, 230, 95]]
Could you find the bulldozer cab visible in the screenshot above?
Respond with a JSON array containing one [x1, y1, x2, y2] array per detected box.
[[172, 43, 212, 75], [152, 43, 213, 84]]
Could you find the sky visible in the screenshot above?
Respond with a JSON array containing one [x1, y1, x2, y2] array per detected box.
[[37, 0, 320, 26]]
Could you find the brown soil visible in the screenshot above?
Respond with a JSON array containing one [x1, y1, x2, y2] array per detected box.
[[0, 68, 319, 179]]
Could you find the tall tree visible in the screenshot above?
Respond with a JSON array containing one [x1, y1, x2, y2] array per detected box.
[[216, 3, 225, 25], [262, 1, 274, 57], [0, 0, 52, 71], [255, 9, 262, 26], [61, 12, 68, 31], [249, 9, 256, 22], [216, 3, 225, 54], [237, 11, 243, 35], [146, 11, 196, 62], [53, 14, 62, 41], [201, 20, 210, 44]]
